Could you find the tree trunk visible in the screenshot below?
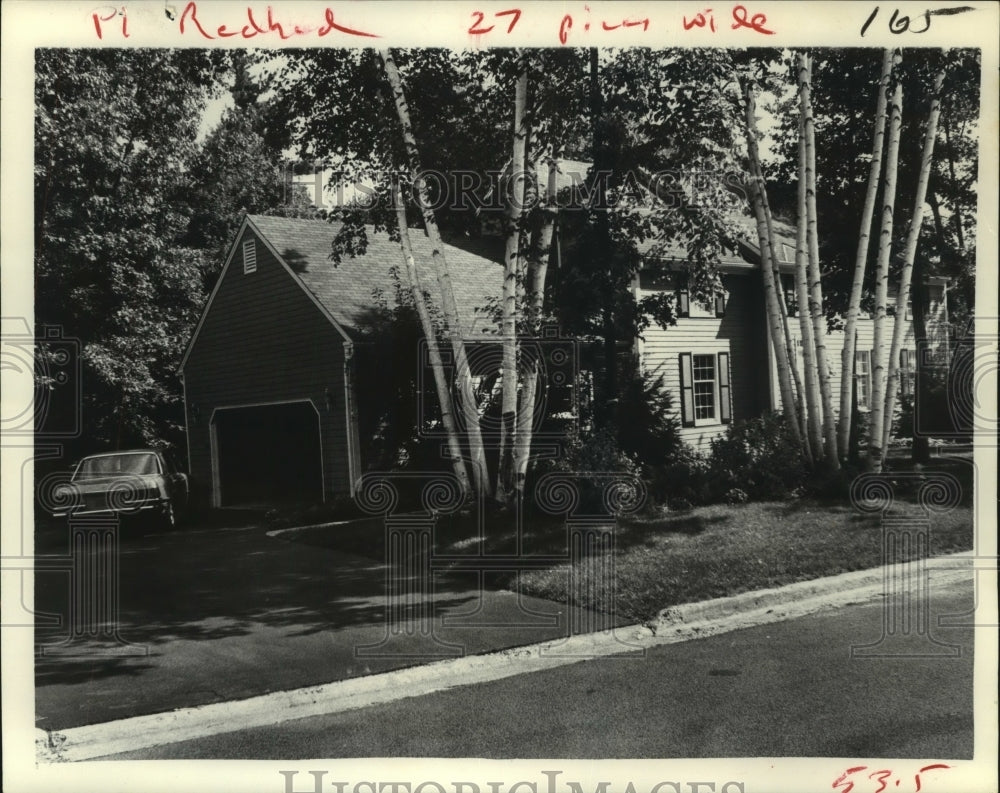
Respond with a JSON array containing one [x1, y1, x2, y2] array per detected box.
[[799, 52, 840, 470], [742, 77, 808, 457], [868, 75, 904, 472], [910, 253, 931, 464], [881, 69, 946, 458], [749, 182, 801, 448], [513, 159, 558, 495], [380, 49, 488, 496], [794, 104, 825, 461], [496, 57, 530, 505], [839, 49, 894, 458], [392, 178, 472, 496], [589, 48, 618, 429]]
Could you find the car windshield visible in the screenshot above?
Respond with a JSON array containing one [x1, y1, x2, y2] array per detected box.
[[75, 453, 159, 479]]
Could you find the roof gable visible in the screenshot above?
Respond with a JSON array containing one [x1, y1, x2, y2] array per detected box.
[[246, 215, 503, 340]]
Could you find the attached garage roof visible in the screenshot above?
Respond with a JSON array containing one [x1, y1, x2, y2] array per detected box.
[[247, 214, 504, 340]]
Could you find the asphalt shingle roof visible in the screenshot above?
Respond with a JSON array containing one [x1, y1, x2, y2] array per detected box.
[[247, 215, 504, 339]]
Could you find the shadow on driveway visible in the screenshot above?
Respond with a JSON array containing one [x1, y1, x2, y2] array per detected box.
[[34, 514, 608, 730]]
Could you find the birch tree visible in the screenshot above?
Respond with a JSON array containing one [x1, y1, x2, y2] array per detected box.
[[868, 72, 904, 471], [798, 52, 840, 469], [380, 49, 488, 496], [513, 159, 559, 494], [741, 75, 806, 454], [794, 107, 825, 460], [879, 68, 946, 462], [391, 177, 472, 495], [496, 55, 530, 505], [838, 49, 894, 459]]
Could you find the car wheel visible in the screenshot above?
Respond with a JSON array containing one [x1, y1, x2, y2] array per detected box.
[[162, 502, 177, 531]]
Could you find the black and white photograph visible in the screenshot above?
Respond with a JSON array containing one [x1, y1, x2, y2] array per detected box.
[[2, 2, 997, 792]]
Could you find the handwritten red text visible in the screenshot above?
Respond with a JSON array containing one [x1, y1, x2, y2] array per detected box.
[[92, 5, 129, 39], [468, 8, 522, 36], [832, 764, 952, 793], [558, 10, 650, 44], [681, 5, 774, 35], [176, 3, 378, 40]]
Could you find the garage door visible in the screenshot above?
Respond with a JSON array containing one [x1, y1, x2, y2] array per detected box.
[[213, 402, 323, 506]]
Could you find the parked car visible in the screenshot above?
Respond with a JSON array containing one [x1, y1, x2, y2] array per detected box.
[[50, 449, 189, 528]]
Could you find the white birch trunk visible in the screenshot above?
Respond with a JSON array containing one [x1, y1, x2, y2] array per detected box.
[[799, 52, 840, 470], [380, 49, 488, 496], [868, 77, 904, 472], [744, 80, 809, 457], [513, 158, 558, 493], [742, 79, 803, 450], [392, 179, 472, 496], [838, 49, 894, 458], [496, 60, 529, 504], [795, 107, 825, 461], [881, 69, 946, 458]]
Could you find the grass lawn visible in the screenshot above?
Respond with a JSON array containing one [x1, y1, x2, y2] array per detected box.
[[280, 455, 975, 624], [514, 497, 973, 623]]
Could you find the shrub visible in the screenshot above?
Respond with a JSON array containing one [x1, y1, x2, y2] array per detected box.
[[644, 448, 712, 508], [529, 424, 642, 515], [616, 359, 685, 468], [706, 412, 806, 501], [613, 358, 711, 510], [725, 487, 749, 504]]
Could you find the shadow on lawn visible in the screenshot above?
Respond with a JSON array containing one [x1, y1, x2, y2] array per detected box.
[[287, 509, 732, 563]]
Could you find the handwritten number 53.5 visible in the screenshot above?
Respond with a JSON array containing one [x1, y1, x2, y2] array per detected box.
[[832, 764, 951, 793]]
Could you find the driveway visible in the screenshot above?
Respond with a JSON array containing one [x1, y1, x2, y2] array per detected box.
[[33, 512, 601, 730]]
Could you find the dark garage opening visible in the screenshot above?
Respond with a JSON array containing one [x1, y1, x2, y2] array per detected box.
[[213, 402, 323, 506]]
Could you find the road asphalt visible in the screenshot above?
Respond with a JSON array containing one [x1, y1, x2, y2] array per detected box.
[[101, 576, 977, 760]]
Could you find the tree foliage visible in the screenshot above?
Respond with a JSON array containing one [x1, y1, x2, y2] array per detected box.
[[34, 48, 296, 454]]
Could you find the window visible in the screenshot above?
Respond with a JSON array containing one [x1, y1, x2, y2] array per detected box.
[[899, 348, 915, 398], [675, 274, 726, 318], [675, 276, 690, 318], [781, 274, 797, 317], [679, 352, 732, 427], [855, 350, 872, 410], [243, 239, 257, 274], [693, 355, 716, 420]]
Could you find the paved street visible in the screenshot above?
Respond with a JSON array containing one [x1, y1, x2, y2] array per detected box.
[[104, 577, 975, 760]]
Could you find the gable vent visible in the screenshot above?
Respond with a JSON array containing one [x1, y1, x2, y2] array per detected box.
[[243, 239, 257, 274]]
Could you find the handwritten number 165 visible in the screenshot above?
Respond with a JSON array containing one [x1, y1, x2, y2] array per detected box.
[[860, 5, 975, 36]]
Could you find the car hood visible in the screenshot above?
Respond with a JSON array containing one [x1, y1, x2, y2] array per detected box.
[[68, 474, 163, 493]]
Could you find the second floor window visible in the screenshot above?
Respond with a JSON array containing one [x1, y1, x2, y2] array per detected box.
[[899, 348, 916, 398], [855, 349, 872, 410]]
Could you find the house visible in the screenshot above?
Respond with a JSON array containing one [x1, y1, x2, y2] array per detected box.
[[181, 213, 949, 506], [179, 214, 503, 507], [635, 219, 950, 451]]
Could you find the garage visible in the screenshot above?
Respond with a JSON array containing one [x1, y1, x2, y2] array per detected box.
[[211, 401, 323, 506]]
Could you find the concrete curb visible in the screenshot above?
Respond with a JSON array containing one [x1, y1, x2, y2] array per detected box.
[[651, 552, 975, 633], [37, 552, 976, 762]]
